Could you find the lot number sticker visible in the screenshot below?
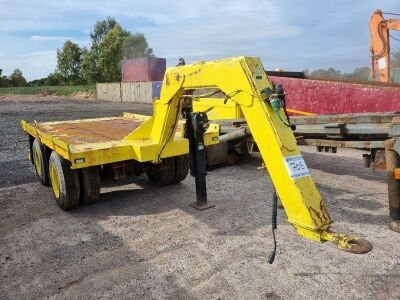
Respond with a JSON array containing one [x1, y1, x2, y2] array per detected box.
[[284, 155, 310, 179]]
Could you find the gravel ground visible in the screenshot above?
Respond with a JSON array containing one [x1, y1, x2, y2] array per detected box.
[[1, 95, 399, 299]]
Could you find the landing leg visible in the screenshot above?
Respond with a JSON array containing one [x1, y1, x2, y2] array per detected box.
[[386, 147, 400, 232], [184, 109, 215, 210]]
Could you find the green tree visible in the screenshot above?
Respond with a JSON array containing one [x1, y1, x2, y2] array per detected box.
[[0, 69, 12, 87], [57, 41, 85, 85], [81, 17, 118, 83], [90, 17, 118, 45], [343, 67, 370, 81], [9, 69, 28, 87], [391, 50, 400, 68], [121, 33, 154, 59], [0, 77, 11, 87], [29, 78, 47, 87], [98, 25, 130, 82], [46, 71, 66, 86], [391, 50, 400, 83], [81, 17, 155, 83], [81, 51, 99, 83], [310, 68, 342, 78]]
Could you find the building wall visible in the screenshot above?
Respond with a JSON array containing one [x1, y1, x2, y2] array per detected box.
[[121, 82, 153, 103], [96, 82, 158, 103], [96, 83, 121, 102]]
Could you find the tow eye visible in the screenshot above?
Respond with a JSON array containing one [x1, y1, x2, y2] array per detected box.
[[321, 231, 373, 254]]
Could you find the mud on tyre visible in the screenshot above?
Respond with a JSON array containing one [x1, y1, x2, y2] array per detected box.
[[49, 151, 80, 210], [146, 157, 176, 186], [173, 155, 189, 183], [32, 139, 50, 185]]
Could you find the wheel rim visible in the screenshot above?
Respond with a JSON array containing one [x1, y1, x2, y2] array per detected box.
[[50, 163, 60, 198], [33, 148, 42, 176]]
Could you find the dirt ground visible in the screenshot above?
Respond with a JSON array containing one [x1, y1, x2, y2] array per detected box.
[[1, 95, 399, 299]]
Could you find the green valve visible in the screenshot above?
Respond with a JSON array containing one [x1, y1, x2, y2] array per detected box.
[[269, 97, 281, 111]]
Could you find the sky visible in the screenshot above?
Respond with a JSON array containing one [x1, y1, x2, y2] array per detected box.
[[0, 0, 399, 80]]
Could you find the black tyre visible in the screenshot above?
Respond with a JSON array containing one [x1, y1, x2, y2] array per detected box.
[[80, 167, 100, 205], [32, 139, 50, 185], [173, 155, 189, 183], [49, 151, 80, 210], [146, 158, 176, 186]]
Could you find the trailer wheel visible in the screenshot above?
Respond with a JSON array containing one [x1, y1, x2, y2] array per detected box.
[[80, 167, 100, 205], [146, 158, 176, 186], [173, 155, 189, 183], [32, 139, 50, 186], [49, 151, 80, 210]]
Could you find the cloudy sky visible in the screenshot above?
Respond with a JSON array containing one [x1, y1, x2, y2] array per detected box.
[[1, 0, 399, 80]]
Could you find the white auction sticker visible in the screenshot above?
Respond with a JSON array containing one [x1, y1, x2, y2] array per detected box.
[[284, 155, 310, 179], [378, 57, 386, 69]]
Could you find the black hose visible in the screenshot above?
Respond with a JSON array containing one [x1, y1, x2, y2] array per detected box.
[[268, 188, 278, 264]]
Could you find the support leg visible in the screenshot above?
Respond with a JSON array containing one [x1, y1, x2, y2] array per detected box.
[[184, 110, 214, 210], [386, 148, 400, 232]]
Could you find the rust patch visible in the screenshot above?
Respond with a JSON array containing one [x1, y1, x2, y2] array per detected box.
[[384, 138, 396, 149], [265, 292, 281, 300], [38, 117, 143, 145], [226, 152, 240, 165], [308, 201, 332, 225], [57, 278, 80, 292], [371, 162, 387, 169], [295, 114, 395, 126]]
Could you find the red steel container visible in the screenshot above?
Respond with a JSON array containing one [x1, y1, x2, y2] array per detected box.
[[269, 76, 400, 115], [122, 57, 166, 82]]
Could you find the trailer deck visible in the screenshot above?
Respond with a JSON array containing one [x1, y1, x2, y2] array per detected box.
[[33, 116, 145, 145], [20, 113, 201, 169]]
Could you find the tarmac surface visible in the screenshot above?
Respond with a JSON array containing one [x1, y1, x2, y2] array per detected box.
[[1, 95, 399, 299]]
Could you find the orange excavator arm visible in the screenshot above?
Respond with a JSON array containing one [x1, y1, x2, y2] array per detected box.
[[370, 10, 400, 82]]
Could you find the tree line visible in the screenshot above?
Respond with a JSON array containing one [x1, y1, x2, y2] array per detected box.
[[1, 18, 399, 88], [0, 17, 154, 87], [304, 51, 400, 80]]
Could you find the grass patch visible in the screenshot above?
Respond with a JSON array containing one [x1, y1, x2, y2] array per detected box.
[[0, 84, 96, 96]]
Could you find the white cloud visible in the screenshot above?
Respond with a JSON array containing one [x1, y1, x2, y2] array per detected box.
[[0, 50, 57, 80], [30, 35, 72, 41], [1, 0, 399, 79]]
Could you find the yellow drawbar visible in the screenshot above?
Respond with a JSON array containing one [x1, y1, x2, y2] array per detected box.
[[21, 56, 371, 254], [154, 56, 371, 253]]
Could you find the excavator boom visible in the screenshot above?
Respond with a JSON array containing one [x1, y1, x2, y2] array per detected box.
[[370, 10, 400, 82]]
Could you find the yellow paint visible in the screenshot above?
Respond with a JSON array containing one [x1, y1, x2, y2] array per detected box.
[[192, 98, 244, 120], [286, 109, 317, 116], [150, 56, 328, 240], [21, 56, 369, 251], [192, 99, 316, 119], [33, 147, 42, 176], [21, 114, 217, 169], [50, 162, 60, 198]]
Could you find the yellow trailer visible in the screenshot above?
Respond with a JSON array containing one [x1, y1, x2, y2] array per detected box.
[[21, 56, 371, 255], [21, 113, 218, 207]]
